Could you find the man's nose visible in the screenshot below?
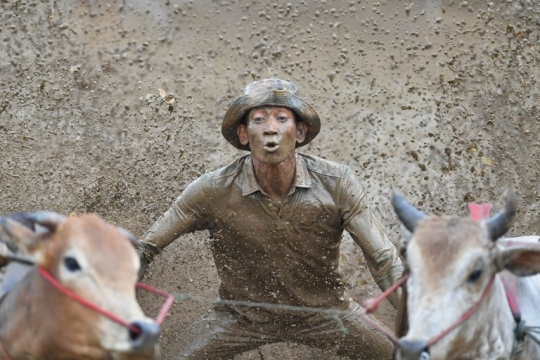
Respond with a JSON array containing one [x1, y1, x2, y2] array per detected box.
[[263, 118, 279, 135]]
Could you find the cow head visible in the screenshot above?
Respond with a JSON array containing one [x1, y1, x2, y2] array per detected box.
[[391, 192, 540, 360], [0, 212, 160, 359]]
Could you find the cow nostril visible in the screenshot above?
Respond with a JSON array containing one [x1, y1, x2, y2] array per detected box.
[[129, 320, 161, 346], [399, 339, 429, 360], [129, 323, 143, 341]]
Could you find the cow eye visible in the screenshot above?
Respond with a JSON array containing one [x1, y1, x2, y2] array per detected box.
[[468, 269, 482, 283], [64, 256, 81, 272]]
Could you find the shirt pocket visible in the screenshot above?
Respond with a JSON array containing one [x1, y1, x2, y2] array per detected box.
[[298, 208, 326, 226]]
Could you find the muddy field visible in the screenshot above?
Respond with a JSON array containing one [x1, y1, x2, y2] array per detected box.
[[1, 0, 539, 359]]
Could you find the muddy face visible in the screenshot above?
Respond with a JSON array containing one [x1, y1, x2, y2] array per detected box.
[[237, 107, 306, 165]]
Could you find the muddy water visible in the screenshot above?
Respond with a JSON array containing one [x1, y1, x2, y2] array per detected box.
[[1, 1, 539, 359]]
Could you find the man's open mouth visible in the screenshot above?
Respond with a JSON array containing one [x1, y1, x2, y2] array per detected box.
[[263, 141, 280, 152]]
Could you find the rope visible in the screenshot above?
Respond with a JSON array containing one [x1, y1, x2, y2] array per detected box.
[[525, 326, 540, 346], [38, 267, 142, 335], [171, 292, 358, 315], [33, 260, 404, 343], [157, 291, 399, 342], [38, 267, 175, 335], [426, 276, 496, 347], [135, 282, 175, 325]]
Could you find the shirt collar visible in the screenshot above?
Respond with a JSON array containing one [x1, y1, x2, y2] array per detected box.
[[241, 154, 312, 196]]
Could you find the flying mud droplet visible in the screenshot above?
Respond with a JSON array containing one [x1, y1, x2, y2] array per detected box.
[[327, 72, 336, 83], [481, 156, 494, 167], [186, 96, 193, 104], [158, 89, 175, 104]]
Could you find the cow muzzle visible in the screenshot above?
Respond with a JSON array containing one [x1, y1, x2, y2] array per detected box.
[[397, 339, 430, 360], [129, 320, 161, 355]]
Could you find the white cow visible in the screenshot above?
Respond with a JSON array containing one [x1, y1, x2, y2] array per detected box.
[[392, 191, 540, 360]]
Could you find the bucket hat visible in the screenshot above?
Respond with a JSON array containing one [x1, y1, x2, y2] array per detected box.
[[221, 78, 321, 151]]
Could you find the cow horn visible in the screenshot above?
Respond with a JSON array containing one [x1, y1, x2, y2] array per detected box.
[[391, 191, 426, 233], [28, 211, 66, 231], [486, 191, 517, 241]]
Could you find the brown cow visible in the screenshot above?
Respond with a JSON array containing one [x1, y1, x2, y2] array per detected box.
[[0, 212, 160, 360], [392, 192, 540, 360]]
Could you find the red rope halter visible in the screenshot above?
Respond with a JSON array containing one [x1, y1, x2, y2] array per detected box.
[[360, 271, 497, 347], [37, 267, 174, 335], [426, 275, 496, 347], [361, 274, 409, 344]]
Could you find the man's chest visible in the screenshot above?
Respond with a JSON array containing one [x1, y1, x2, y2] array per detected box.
[[209, 189, 344, 251]]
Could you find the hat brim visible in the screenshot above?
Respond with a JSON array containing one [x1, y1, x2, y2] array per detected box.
[[221, 90, 321, 151]]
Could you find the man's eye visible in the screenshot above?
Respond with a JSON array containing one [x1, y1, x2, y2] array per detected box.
[[253, 117, 264, 122]]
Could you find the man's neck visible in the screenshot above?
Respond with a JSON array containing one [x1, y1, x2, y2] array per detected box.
[[252, 152, 296, 203]]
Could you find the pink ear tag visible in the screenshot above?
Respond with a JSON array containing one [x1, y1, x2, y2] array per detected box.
[[468, 203, 492, 220]]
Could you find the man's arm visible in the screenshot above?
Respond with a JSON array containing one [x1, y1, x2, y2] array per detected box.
[[339, 169, 404, 309], [138, 175, 213, 276]]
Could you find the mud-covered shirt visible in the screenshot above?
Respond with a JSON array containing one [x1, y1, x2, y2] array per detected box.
[[142, 153, 403, 322]]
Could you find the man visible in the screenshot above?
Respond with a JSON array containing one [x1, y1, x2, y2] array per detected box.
[[138, 78, 403, 359]]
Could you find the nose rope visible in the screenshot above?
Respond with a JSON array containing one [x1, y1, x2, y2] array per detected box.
[[37, 267, 174, 335], [360, 274, 409, 344], [135, 282, 175, 325], [33, 264, 495, 351], [419, 204, 496, 348], [426, 275, 496, 347], [368, 273, 497, 351]]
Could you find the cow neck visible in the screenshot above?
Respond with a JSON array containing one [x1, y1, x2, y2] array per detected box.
[[499, 272, 522, 323], [499, 272, 527, 359]]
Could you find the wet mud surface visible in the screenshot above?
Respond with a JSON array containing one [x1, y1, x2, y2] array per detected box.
[[1, 0, 540, 359]]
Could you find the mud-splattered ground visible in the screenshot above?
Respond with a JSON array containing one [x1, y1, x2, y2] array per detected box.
[[1, 0, 539, 359]]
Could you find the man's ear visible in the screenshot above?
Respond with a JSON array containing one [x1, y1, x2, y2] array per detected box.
[[296, 121, 307, 144], [495, 239, 540, 276], [237, 124, 249, 146]]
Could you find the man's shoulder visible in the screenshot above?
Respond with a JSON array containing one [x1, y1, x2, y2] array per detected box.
[[205, 155, 248, 181], [186, 156, 246, 195], [299, 153, 351, 178]]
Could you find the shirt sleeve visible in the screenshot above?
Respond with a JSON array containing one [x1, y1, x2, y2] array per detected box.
[[140, 174, 213, 251], [340, 168, 404, 309]]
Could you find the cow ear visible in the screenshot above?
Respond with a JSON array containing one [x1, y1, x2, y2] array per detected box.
[[399, 225, 413, 258], [0, 217, 40, 254], [495, 240, 540, 276]]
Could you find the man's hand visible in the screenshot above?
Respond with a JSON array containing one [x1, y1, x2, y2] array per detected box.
[[137, 241, 161, 279]]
